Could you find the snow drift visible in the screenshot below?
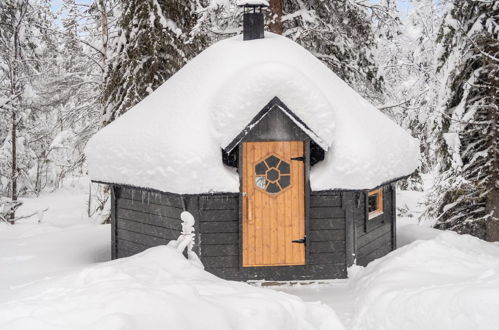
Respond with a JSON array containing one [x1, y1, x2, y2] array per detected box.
[[349, 231, 499, 330], [85, 33, 419, 194], [0, 246, 344, 330]]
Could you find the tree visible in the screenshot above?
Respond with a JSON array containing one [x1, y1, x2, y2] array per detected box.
[[373, 0, 443, 191], [0, 0, 53, 219], [102, 0, 206, 124], [426, 0, 499, 240]]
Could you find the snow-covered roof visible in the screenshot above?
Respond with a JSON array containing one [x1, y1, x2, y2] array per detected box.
[[85, 33, 420, 194]]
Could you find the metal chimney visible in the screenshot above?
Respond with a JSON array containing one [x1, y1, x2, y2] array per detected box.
[[238, 1, 269, 41]]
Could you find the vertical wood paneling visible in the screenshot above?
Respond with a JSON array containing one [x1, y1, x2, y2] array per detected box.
[[242, 141, 305, 266]]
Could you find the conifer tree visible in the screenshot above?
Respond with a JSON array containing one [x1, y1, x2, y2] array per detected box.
[[102, 0, 206, 124], [426, 0, 499, 240]]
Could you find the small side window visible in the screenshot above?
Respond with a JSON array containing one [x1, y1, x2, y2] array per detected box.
[[368, 188, 384, 219]]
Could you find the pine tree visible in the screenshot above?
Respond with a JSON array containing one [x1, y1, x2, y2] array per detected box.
[[426, 0, 499, 240], [102, 0, 207, 124]]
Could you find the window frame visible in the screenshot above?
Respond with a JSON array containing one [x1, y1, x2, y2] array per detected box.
[[367, 188, 384, 220]]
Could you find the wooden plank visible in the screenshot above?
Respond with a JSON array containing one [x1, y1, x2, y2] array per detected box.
[[262, 142, 271, 265], [310, 207, 345, 219], [119, 188, 184, 208], [202, 244, 239, 257], [117, 198, 183, 219], [200, 209, 239, 222], [310, 194, 342, 207], [310, 218, 345, 230], [358, 244, 392, 267], [391, 184, 397, 250], [199, 195, 238, 210], [344, 192, 355, 267], [117, 238, 149, 253], [202, 233, 239, 245], [309, 229, 345, 242], [284, 141, 292, 264], [309, 252, 346, 265], [117, 218, 179, 239], [117, 229, 172, 246], [358, 231, 392, 256], [200, 221, 238, 233], [202, 256, 239, 268], [111, 187, 118, 260], [357, 223, 391, 248], [309, 241, 346, 253], [118, 208, 181, 230]]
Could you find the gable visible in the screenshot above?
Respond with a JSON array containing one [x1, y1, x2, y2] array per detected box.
[[224, 97, 325, 153]]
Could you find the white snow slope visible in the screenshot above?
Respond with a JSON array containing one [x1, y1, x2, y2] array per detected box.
[[349, 231, 499, 330], [0, 246, 344, 330], [85, 33, 419, 194]]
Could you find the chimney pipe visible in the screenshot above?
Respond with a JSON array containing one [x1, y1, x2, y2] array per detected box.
[[238, 1, 269, 41]]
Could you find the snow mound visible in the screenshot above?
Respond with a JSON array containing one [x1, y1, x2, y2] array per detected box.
[[85, 33, 419, 194], [349, 231, 499, 330], [0, 246, 344, 330]]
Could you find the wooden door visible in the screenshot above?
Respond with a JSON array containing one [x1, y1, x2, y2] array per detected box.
[[242, 141, 305, 267]]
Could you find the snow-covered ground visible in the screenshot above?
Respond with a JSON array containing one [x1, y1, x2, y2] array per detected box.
[[0, 178, 109, 302], [1, 180, 498, 329]]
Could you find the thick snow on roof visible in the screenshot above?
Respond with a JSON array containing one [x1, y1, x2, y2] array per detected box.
[[85, 33, 419, 193]]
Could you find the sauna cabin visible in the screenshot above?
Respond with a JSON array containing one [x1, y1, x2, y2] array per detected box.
[[85, 2, 420, 281]]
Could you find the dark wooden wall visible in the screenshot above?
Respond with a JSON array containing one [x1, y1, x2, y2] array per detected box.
[[111, 185, 396, 279], [111, 186, 183, 259], [354, 184, 396, 266], [194, 191, 347, 281]]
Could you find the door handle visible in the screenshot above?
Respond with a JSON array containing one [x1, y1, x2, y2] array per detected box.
[[292, 236, 306, 245]]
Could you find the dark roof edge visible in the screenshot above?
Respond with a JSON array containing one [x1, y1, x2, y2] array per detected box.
[[311, 173, 412, 193], [91, 173, 412, 196], [224, 96, 325, 153], [90, 180, 239, 197]]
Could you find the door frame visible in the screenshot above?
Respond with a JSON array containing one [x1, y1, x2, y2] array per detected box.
[[237, 140, 311, 269]]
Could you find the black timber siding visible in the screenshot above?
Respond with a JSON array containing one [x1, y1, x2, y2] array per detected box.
[[354, 184, 396, 266], [112, 186, 183, 259], [196, 191, 347, 281], [111, 186, 352, 281]]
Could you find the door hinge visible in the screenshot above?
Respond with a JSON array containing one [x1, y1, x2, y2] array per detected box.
[[292, 236, 306, 245], [291, 156, 305, 162]]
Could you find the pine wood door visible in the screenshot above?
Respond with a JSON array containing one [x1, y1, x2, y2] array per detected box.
[[242, 141, 305, 267]]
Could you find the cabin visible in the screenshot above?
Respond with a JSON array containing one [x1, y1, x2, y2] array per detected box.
[[85, 2, 419, 281]]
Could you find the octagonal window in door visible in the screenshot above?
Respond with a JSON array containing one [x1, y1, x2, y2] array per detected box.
[[254, 154, 291, 195]]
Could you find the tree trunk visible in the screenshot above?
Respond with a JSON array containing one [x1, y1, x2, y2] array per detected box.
[[486, 85, 499, 242], [486, 189, 499, 241], [269, 0, 283, 34], [9, 111, 17, 224], [98, 0, 108, 62]]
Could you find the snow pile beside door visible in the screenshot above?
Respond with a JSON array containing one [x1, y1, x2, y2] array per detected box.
[[0, 245, 344, 330], [349, 231, 499, 330]]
